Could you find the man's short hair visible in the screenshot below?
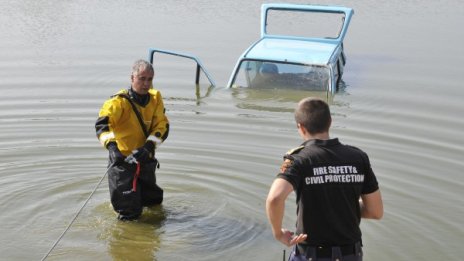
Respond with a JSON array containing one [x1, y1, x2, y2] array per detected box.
[[294, 97, 331, 134], [132, 59, 154, 76]]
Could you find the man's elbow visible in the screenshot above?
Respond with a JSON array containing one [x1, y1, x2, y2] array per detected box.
[[361, 190, 383, 220], [266, 194, 281, 208], [364, 206, 383, 220], [376, 205, 384, 219], [371, 209, 383, 220]]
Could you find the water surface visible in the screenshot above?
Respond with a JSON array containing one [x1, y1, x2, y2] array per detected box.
[[0, 0, 463, 260]]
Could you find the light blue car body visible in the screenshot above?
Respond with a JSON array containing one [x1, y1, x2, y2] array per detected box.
[[147, 3, 354, 93], [227, 4, 354, 93]]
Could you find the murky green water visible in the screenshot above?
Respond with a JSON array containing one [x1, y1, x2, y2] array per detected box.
[[1, 0, 463, 260]]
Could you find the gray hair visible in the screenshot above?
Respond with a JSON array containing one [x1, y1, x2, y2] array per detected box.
[[131, 59, 154, 76]]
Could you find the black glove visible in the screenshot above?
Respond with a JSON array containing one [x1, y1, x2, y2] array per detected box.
[[107, 142, 125, 163], [131, 141, 155, 163]]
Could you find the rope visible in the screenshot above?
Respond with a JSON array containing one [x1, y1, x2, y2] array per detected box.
[[40, 164, 112, 261]]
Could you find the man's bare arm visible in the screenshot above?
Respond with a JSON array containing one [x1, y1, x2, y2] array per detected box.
[[360, 189, 383, 219], [266, 178, 307, 246]]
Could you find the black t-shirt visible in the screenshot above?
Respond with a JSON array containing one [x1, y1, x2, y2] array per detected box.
[[277, 138, 379, 246]]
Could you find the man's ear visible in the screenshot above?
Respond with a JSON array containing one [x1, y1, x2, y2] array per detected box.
[[297, 123, 308, 136]]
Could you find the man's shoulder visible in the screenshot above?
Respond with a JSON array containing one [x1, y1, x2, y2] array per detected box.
[[280, 146, 304, 174], [343, 143, 367, 154], [338, 143, 371, 163], [108, 89, 128, 99], [100, 90, 129, 108], [148, 88, 161, 96], [279, 145, 306, 176], [285, 145, 305, 156]]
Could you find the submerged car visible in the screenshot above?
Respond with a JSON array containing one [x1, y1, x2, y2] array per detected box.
[[227, 4, 354, 93], [147, 3, 354, 96]]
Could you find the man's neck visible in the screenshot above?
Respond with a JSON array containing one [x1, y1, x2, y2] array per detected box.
[[304, 132, 329, 141], [129, 87, 149, 106]]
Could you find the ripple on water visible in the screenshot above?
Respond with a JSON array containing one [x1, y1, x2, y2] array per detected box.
[[38, 140, 271, 260]]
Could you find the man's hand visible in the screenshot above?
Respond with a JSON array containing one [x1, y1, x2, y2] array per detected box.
[[131, 141, 155, 163], [107, 142, 125, 163], [275, 229, 308, 247]]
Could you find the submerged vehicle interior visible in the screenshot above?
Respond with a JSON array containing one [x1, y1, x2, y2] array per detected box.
[[231, 60, 330, 91]]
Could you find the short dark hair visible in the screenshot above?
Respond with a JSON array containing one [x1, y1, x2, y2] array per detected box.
[[294, 97, 331, 134]]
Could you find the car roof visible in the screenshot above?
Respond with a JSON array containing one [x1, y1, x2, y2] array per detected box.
[[227, 3, 354, 88], [239, 4, 354, 66], [261, 4, 354, 44], [242, 37, 339, 66]]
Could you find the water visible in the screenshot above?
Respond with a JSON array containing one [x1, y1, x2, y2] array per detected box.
[[1, 0, 463, 260]]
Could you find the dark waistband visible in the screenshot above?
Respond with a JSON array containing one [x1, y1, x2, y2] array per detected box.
[[297, 242, 361, 258]]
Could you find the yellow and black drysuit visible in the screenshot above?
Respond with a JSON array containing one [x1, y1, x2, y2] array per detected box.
[[95, 88, 169, 220]]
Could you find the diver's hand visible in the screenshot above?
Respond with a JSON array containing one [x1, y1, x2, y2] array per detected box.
[[107, 142, 125, 163], [130, 141, 155, 163]]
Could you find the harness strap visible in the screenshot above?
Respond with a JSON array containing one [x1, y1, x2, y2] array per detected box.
[[118, 93, 149, 138], [132, 162, 141, 192]]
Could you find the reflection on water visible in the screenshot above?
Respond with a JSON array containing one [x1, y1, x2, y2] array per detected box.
[[104, 206, 165, 261], [1, 0, 464, 260], [229, 79, 349, 113], [230, 86, 340, 113]]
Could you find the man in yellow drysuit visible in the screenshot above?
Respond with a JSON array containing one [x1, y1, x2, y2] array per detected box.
[[95, 59, 169, 220]]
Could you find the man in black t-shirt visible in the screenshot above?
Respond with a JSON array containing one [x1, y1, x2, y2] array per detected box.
[[266, 97, 383, 261]]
